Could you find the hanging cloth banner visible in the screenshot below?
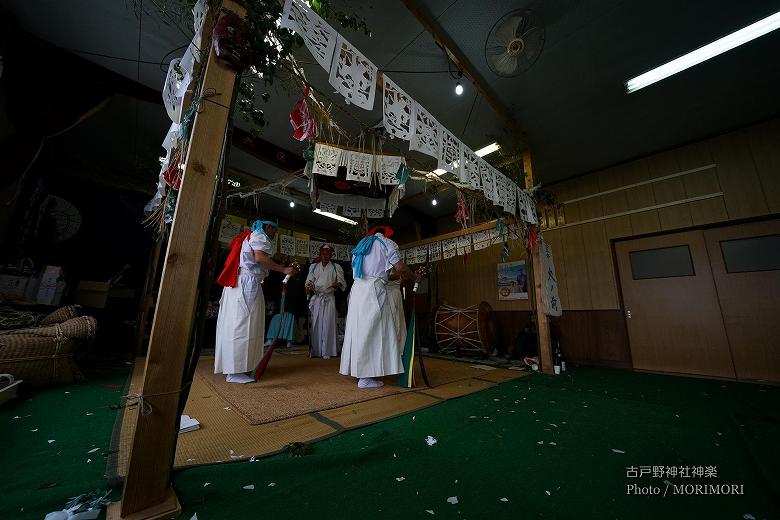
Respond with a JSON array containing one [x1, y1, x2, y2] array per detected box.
[[280, 0, 338, 72], [540, 240, 563, 317], [328, 34, 378, 110], [382, 75, 416, 140], [409, 103, 441, 158]]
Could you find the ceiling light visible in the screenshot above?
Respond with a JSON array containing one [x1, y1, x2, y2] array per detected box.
[[474, 142, 500, 157], [455, 81, 464, 95], [431, 198, 438, 206], [313, 208, 358, 225], [289, 200, 295, 208], [432, 168, 448, 175], [626, 10, 780, 93]]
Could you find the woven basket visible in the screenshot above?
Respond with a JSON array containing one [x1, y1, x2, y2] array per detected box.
[[0, 316, 96, 388], [40, 305, 82, 325]]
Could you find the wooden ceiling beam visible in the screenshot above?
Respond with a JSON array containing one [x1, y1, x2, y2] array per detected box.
[[401, 0, 529, 149]]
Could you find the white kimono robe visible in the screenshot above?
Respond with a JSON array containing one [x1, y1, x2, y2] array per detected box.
[[306, 261, 345, 358], [215, 231, 274, 374], [387, 279, 407, 352], [340, 234, 403, 379]]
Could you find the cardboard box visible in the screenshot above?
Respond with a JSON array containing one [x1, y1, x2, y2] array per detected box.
[[75, 280, 110, 308]]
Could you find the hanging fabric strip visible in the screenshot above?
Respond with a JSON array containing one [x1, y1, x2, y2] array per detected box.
[[328, 34, 378, 110], [280, 0, 338, 72], [382, 75, 416, 140]]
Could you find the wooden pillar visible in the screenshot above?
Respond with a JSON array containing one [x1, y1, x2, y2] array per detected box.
[[523, 150, 554, 374], [109, 2, 246, 518]]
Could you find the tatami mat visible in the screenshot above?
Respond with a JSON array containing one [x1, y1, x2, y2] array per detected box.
[[319, 392, 440, 429], [110, 354, 528, 476]]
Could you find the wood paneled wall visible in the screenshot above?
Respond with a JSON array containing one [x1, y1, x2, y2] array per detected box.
[[543, 117, 780, 310]]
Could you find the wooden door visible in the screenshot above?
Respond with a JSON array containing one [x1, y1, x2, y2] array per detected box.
[[615, 231, 735, 378], [704, 220, 780, 382]]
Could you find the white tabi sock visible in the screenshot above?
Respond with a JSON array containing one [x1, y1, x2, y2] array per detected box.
[[357, 378, 384, 389], [226, 373, 254, 384]]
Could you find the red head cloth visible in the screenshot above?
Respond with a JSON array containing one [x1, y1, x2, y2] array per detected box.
[[314, 244, 334, 263], [366, 226, 394, 238], [216, 229, 252, 287]]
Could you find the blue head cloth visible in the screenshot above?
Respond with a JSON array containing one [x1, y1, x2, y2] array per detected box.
[[251, 219, 279, 237], [351, 234, 389, 279]]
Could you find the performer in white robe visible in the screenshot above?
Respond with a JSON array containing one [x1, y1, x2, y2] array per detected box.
[[215, 220, 296, 384], [340, 226, 421, 388], [305, 244, 345, 359]]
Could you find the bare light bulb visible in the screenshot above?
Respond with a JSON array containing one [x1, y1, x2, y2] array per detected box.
[[289, 201, 295, 208], [455, 81, 463, 95], [432, 198, 438, 206]]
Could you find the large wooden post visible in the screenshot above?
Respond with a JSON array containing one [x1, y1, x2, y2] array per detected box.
[[109, 2, 246, 518], [523, 150, 554, 374]]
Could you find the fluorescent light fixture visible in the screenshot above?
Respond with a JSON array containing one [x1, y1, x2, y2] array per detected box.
[[474, 142, 500, 157], [432, 168, 448, 175], [626, 10, 780, 93], [313, 208, 358, 225]]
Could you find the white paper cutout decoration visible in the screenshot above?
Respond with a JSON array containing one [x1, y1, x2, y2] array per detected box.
[[192, 0, 209, 36], [280, 0, 338, 72], [309, 240, 325, 259], [312, 143, 343, 177], [295, 237, 310, 257], [379, 155, 404, 186], [163, 58, 185, 122], [429, 241, 442, 262], [346, 151, 372, 183], [382, 76, 416, 140], [280, 234, 296, 256], [518, 189, 538, 225], [462, 147, 481, 190], [409, 103, 440, 158], [343, 205, 361, 217], [335, 244, 351, 262], [437, 127, 462, 177], [442, 238, 457, 259], [328, 34, 378, 110]]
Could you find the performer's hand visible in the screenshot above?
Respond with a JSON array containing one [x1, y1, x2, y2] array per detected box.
[[331, 281, 342, 289], [283, 266, 296, 276]]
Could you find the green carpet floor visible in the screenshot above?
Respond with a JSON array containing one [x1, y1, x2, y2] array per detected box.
[[2, 363, 778, 519]]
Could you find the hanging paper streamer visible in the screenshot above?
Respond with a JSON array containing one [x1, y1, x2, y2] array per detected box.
[[295, 237, 310, 257], [290, 85, 317, 141], [437, 127, 462, 177], [517, 189, 538, 225], [319, 200, 338, 214], [457, 234, 472, 256], [367, 207, 385, 219], [409, 103, 440, 158], [280, 0, 338, 72], [342, 205, 361, 217], [309, 240, 325, 259], [192, 0, 209, 36], [312, 143, 343, 177], [478, 158, 495, 203], [471, 230, 491, 250], [540, 240, 562, 317], [163, 58, 185, 122], [428, 241, 442, 262], [382, 76, 416, 140], [505, 182, 517, 215], [462, 147, 481, 190], [335, 244, 351, 261], [442, 238, 457, 259], [346, 151, 372, 183], [379, 155, 404, 186], [328, 34, 378, 110], [280, 234, 296, 256]]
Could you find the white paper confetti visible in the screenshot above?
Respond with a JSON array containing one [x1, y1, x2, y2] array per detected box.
[[48, 439, 56, 444], [548, 442, 557, 446], [268, 483, 276, 487], [243, 485, 255, 490], [611, 449, 625, 454], [425, 435, 438, 446], [190, 514, 198, 520], [744, 514, 756, 520], [30, 429, 38, 432], [500, 497, 509, 502], [425, 510, 434, 515], [13, 416, 20, 419], [204, 483, 211, 487], [224, 407, 231, 410], [86, 459, 91, 463], [446, 496, 458, 505], [85, 413, 94, 416], [396, 477, 405, 482], [88, 448, 100, 453], [545, 490, 551, 496]]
